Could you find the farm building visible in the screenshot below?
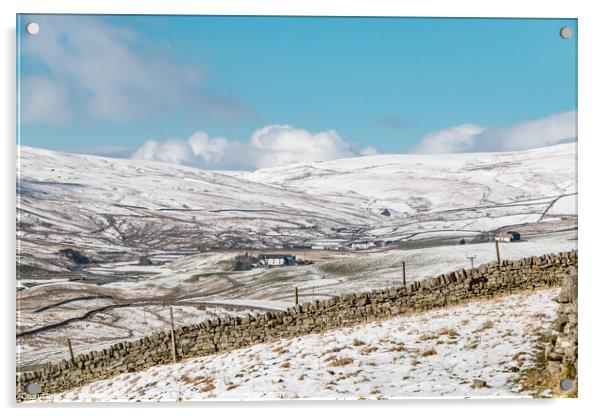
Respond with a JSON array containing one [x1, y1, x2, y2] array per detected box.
[[348, 241, 376, 250], [311, 242, 342, 251], [258, 254, 296, 267], [495, 231, 521, 242], [282, 243, 312, 250]]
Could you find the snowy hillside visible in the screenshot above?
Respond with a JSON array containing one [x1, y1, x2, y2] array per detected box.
[[243, 144, 576, 217], [17, 143, 576, 275], [17, 146, 380, 273], [37, 289, 558, 401]]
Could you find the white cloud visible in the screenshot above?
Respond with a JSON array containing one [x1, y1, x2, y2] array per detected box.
[[359, 146, 379, 156], [132, 139, 195, 165], [412, 111, 577, 154], [249, 125, 360, 168], [20, 15, 251, 123], [187, 132, 231, 165], [132, 111, 577, 170], [412, 124, 486, 154], [20, 76, 71, 123], [132, 125, 378, 170], [475, 111, 577, 152]]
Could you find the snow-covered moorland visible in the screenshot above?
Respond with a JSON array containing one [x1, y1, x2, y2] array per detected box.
[[17, 143, 576, 274]]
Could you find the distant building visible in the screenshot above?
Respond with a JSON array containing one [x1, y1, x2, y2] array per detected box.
[[380, 208, 391, 217], [349, 241, 375, 250], [311, 243, 341, 251], [282, 243, 312, 250], [258, 254, 296, 266], [495, 231, 521, 242]]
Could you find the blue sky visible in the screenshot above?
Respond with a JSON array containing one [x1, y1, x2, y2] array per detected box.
[[17, 15, 577, 169]]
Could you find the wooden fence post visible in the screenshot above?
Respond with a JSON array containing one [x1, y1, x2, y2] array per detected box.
[[466, 255, 476, 269], [67, 338, 75, 365], [295, 287, 299, 305], [402, 261, 406, 287], [169, 306, 177, 364], [46, 362, 52, 381], [495, 240, 501, 264]]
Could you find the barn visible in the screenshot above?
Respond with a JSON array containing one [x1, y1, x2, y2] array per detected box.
[[495, 231, 521, 242]]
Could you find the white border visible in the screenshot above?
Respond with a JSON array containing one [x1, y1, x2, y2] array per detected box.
[[2, 1, 601, 415], [1, 0, 587, 17]]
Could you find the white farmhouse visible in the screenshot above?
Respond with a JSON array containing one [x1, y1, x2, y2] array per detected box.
[[258, 254, 295, 266], [494, 231, 521, 243], [349, 241, 375, 250], [266, 257, 285, 266]]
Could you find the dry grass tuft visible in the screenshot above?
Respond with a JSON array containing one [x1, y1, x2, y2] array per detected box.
[[439, 327, 460, 338], [418, 333, 438, 342], [477, 320, 494, 331], [336, 370, 361, 381], [201, 383, 215, 393], [387, 345, 406, 352], [143, 380, 158, 389], [465, 339, 480, 349], [272, 345, 288, 354], [512, 351, 528, 368], [352, 338, 366, 347], [421, 347, 437, 356], [329, 357, 354, 367]]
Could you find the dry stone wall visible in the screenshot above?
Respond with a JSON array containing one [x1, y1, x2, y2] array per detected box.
[[545, 266, 578, 395], [17, 250, 577, 400]]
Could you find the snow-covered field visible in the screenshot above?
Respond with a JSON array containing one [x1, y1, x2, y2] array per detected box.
[[16, 231, 575, 369], [16, 303, 256, 368], [36, 288, 558, 402]]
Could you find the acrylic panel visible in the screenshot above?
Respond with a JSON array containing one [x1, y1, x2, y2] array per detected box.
[[16, 14, 578, 402]]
